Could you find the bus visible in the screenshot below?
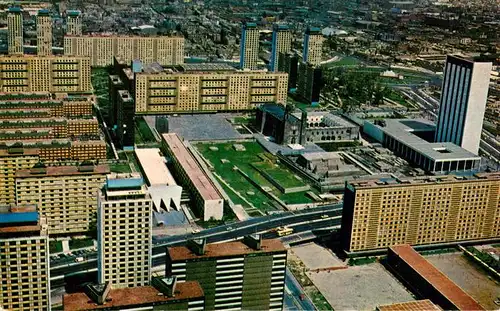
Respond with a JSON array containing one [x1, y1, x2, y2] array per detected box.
[[276, 226, 293, 237]]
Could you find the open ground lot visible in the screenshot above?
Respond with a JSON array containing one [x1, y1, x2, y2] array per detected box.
[[308, 263, 415, 310], [291, 243, 345, 270], [195, 141, 317, 216], [426, 253, 500, 310]]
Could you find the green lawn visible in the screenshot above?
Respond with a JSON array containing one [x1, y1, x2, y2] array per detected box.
[[69, 238, 94, 250], [252, 162, 305, 189], [109, 162, 132, 173], [91, 68, 111, 120], [136, 117, 157, 143], [323, 56, 362, 67], [49, 241, 63, 253], [196, 141, 315, 213]]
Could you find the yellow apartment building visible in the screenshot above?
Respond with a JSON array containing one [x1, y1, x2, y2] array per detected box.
[[36, 10, 52, 56], [7, 7, 23, 55]]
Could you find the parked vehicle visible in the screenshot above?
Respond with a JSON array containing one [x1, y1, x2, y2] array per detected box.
[[74, 257, 84, 263]]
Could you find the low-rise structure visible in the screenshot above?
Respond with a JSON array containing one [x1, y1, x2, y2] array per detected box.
[[376, 300, 441, 311]]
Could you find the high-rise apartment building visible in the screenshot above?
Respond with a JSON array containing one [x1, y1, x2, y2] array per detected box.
[[15, 165, 109, 235], [7, 7, 23, 55], [0, 151, 39, 205], [63, 35, 185, 67], [166, 236, 287, 311], [66, 10, 82, 36], [116, 90, 135, 148], [297, 61, 323, 106], [270, 24, 292, 72], [303, 27, 323, 66], [36, 10, 52, 56], [341, 173, 500, 253], [0, 205, 51, 311], [434, 55, 492, 154], [0, 55, 92, 93], [278, 52, 299, 91], [239, 22, 259, 70], [98, 173, 152, 288]]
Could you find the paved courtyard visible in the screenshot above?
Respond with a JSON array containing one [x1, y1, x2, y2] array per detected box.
[[291, 243, 345, 270]]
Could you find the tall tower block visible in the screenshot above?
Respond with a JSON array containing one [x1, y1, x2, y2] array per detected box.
[[7, 7, 23, 55], [270, 24, 292, 72], [239, 22, 259, 70], [37, 10, 52, 56]]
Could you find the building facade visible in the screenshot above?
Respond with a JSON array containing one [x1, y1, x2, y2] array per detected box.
[[15, 165, 109, 235], [239, 22, 259, 70], [116, 90, 135, 148], [36, 10, 52, 56], [0, 118, 99, 140], [0, 55, 92, 93], [7, 7, 23, 55], [341, 173, 500, 253], [303, 27, 323, 66], [166, 237, 287, 311], [434, 55, 492, 154], [270, 24, 292, 72], [0, 206, 51, 311], [0, 151, 39, 205], [97, 174, 152, 288], [66, 10, 82, 36], [297, 61, 322, 105], [278, 52, 299, 91]]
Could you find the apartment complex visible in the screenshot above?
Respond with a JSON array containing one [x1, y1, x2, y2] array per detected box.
[[0, 55, 92, 93], [0, 150, 39, 205], [341, 173, 500, 253], [63, 35, 184, 67], [66, 10, 82, 36], [131, 63, 288, 113], [7, 7, 23, 55], [0, 117, 99, 140], [270, 24, 292, 72], [0, 205, 50, 311], [15, 165, 109, 235], [0, 94, 93, 118], [435, 55, 492, 154], [36, 10, 52, 56], [166, 236, 287, 311], [240, 22, 259, 70], [161, 133, 223, 221], [303, 27, 323, 66], [97, 174, 152, 288]]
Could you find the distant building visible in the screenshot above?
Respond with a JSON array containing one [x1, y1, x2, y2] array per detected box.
[[270, 24, 292, 72], [97, 173, 152, 288], [108, 75, 124, 128], [434, 55, 492, 154], [36, 10, 52, 56], [278, 52, 299, 91], [15, 165, 109, 235], [303, 27, 323, 66], [240, 22, 259, 70], [66, 10, 82, 36], [166, 236, 287, 311], [387, 245, 484, 310], [0, 205, 50, 311], [7, 7, 23, 55], [341, 173, 500, 254], [116, 90, 135, 148], [297, 61, 323, 105]]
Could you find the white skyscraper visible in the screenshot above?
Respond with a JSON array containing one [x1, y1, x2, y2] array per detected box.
[[435, 55, 492, 154]]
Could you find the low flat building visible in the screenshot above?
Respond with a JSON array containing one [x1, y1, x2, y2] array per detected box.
[[161, 133, 223, 221], [363, 119, 481, 173], [376, 300, 441, 311], [387, 245, 484, 310]]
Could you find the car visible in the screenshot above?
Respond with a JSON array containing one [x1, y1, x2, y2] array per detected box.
[[321, 215, 329, 219], [191, 229, 201, 234], [226, 226, 233, 231]]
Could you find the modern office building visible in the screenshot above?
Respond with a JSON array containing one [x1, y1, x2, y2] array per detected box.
[[387, 245, 484, 310], [161, 133, 223, 221], [66, 10, 82, 36], [270, 24, 292, 72], [130, 63, 288, 113], [239, 22, 259, 70], [434, 55, 493, 154], [15, 164, 109, 235], [63, 35, 185, 67], [297, 61, 323, 105], [63, 276, 205, 311], [278, 52, 299, 91], [303, 27, 323, 66], [166, 236, 287, 311], [116, 90, 135, 148], [0, 55, 92, 93], [7, 7, 23, 55], [97, 173, 152, 288], [341, 172, 500, 253], [0, 205, 51, 311], [36, 10, 52, 56], [363, 119, 481, 173]]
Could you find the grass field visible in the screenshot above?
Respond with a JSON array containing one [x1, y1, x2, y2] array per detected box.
[[49, 241, 63, 253], [135, 117, 157, 143], [69, 238, 94, 250], [196, 141, 315, 213], [252, 162, 305, 188], [109, 162, 132, 173]]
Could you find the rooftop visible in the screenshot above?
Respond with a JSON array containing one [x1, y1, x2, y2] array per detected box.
[[377, 300, 441, 311], [168, 239, 286, 261], [66, 10, 81, 16], [63, 281, 204, 311], [135, 148, 176, 186], [16, 165, 110, 178], [389, 245, 484, 311], [179, 63, 236, 72], [301, 151, 342, 161], [106, 176, 144, 190], [8, 7, 22, 13], [0, 205, 43, 235], [162, 133, 221, 201]]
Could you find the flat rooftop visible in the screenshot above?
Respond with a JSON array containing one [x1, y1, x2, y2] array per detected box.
[[179, 63, 236, 72], [162, 133, 221, 201], [374, 119, 480, 161], [0, 205, 42, 235], [63, 281, 203, 311], [377, 300, 441, 311], [135, 148, 176, 186], [16, 165, 110, 178], [389, 245, 484, 311], [349, 172, 500, 189], [168, 239, 286, 261]]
